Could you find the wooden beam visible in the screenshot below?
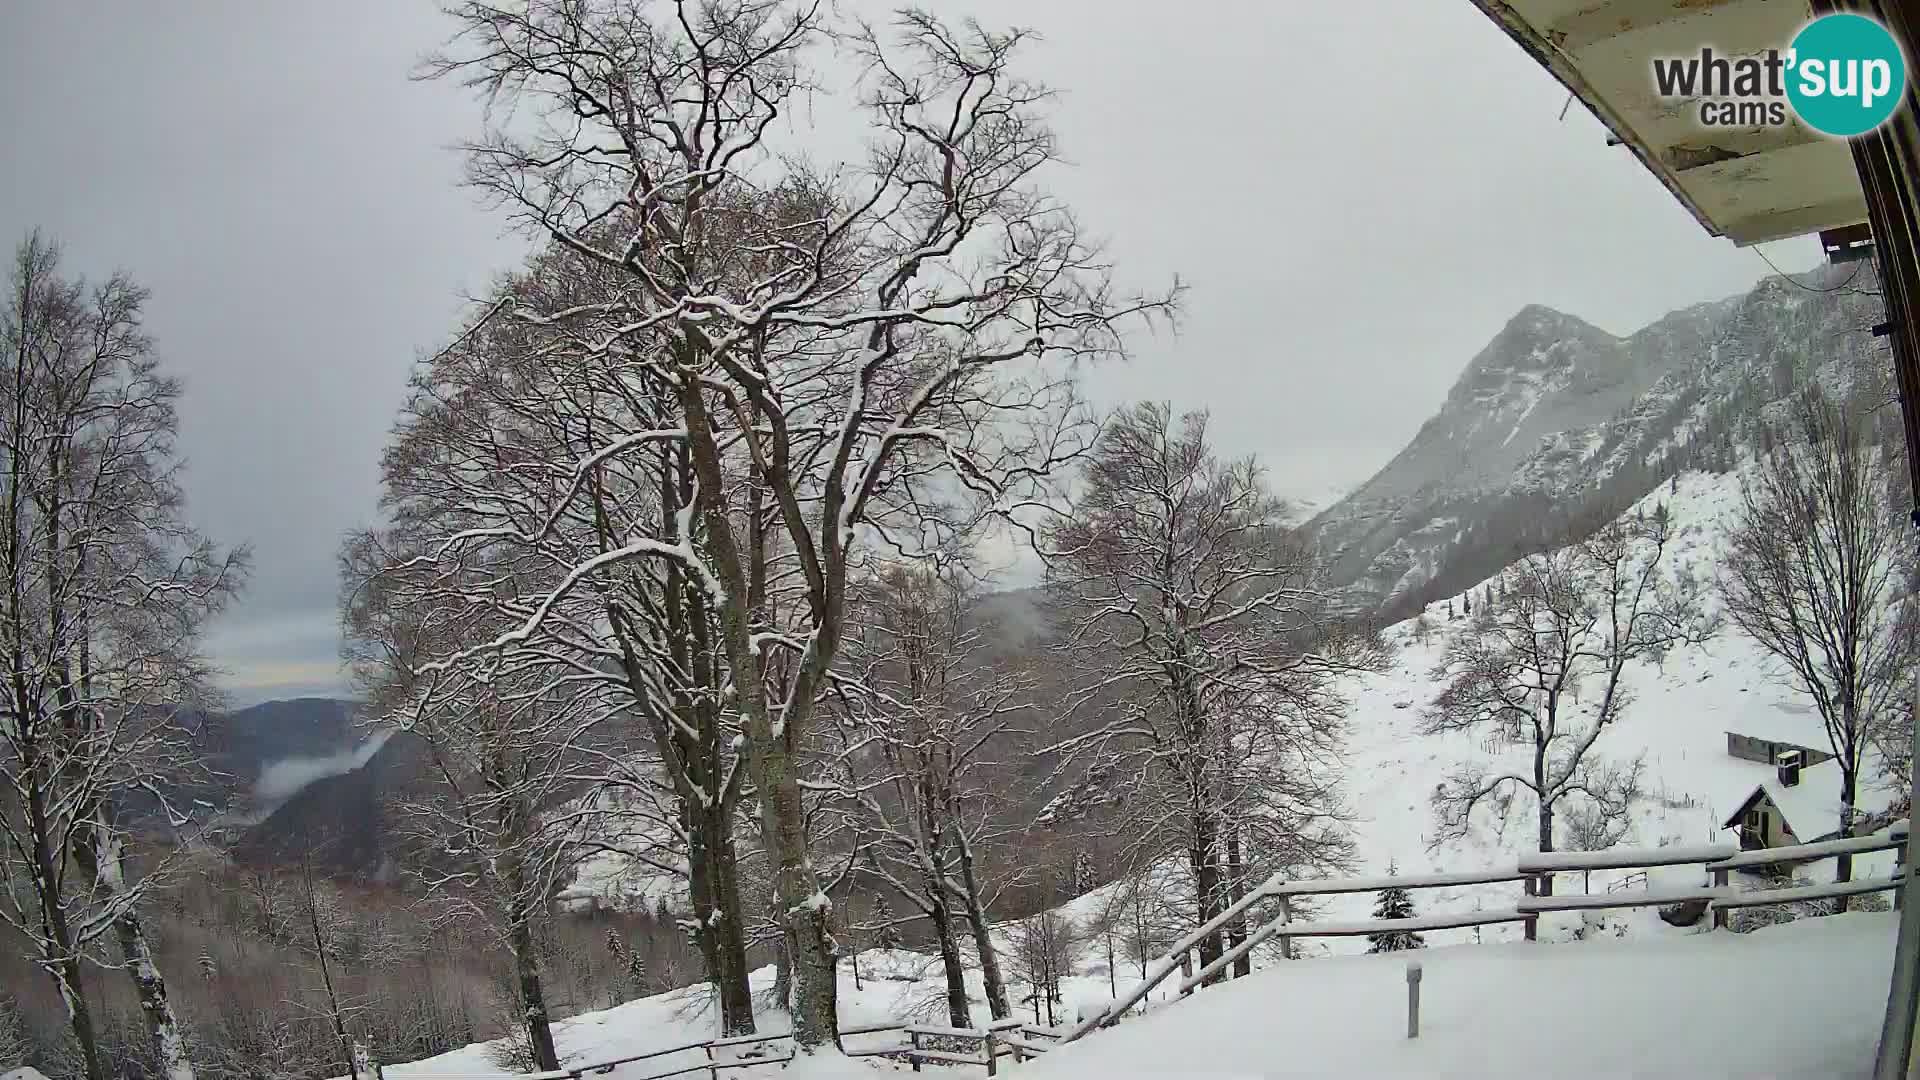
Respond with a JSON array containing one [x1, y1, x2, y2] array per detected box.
[[1546, 0, 1754, 53]]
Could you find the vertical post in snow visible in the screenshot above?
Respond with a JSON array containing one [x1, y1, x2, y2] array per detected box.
[[1712, 867, 1730, 929], [984, 1029, 997, 1076], [1522, 875, 1537, 941], [1405, 961, 1422, 1039], [1178, 950, 1194, 996], [910, 1029, 922, 1072], [1278, 895, 1295, 960], [1895, 840, 1907, 912]]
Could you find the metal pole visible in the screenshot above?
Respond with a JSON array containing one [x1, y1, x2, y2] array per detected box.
[[1406, 961, 1422, 1039]]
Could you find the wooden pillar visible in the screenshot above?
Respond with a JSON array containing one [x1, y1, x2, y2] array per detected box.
[[1712, 867, 1730, 930], [910, 1030, 921, 1072], [1897, 842, 1908, 912], [1522, 874, 1537, 941], [1278, 895, 1295, 960], [984, 1030, 997, 1077]]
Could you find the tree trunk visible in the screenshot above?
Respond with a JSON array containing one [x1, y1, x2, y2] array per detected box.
[[71, 808, 190, 1079], [688, 808, 755, 1035], [1536, 802, 1555, 898], [1104, 930, 1116, 998], [954, 829, 1010, 1020], [116, 910, 195, 1080], [931, 904, 971, 1028], [508, 910, 560, 1071], [1189, 825, 1225, 983], [1837, 765, 1858, 912], [1534, 744, 1556, 898], [24, 779, 105, 1080], [1225, 828, 1250, 978]]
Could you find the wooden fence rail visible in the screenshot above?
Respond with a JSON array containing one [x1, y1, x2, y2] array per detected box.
[[1060, 822, 1911, 1046], [559, 1017, 1065, 1080]]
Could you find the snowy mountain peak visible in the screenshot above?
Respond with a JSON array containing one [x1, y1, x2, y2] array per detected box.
[[1311, 266, 1886, 614]]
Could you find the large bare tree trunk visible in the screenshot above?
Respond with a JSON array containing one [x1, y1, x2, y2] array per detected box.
[[27, 785, 105, 1080], [930, 900, 971, 1028], [507, 908, 560, 1072], [116, 910, 194, 1080], [687, 808, 754, 1034], [1838, 758, 1859, 912], [1535, 749, 1556, 899], [72, 809, 193, 1080], [954, 830, 1010, 1020], [1226, 828, 1250, 979]]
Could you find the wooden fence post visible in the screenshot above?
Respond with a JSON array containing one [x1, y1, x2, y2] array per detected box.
[[1178, 949, 1194, 996], [984, 1029, 997, 1076], [1897, 841, 1908, 911], [1279, 894, 1295, 960], [1405, 960, 1422, 1039], [910, 1029, 922, 1072], [1522, 874, 1537, 941], [1712, 867, 1729, 929]]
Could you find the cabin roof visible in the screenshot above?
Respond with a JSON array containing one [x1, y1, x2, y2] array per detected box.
[[1719, 758, 1901, 837], [1466, 0, 1869, 245]]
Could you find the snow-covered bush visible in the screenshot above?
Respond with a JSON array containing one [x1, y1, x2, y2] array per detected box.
[[1729, 879, 1891, 934]]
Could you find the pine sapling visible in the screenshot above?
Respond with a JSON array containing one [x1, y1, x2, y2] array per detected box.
[[1367, 862, 1426, 954]]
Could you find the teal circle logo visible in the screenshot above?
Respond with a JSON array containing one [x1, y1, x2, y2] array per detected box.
[[1786, 13, 1906, 137]]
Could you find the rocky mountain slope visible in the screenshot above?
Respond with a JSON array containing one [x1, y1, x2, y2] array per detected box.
[[1309, 264, 1889, 616]]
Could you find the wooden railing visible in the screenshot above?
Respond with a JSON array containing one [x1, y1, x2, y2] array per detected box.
[[556, 1016, 1066, 1079], [1058, 822, 1911, 1045]]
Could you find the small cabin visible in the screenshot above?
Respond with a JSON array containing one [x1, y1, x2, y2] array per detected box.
[[1721, 754, 1896, 852], [1725, 731, 1833, 769]]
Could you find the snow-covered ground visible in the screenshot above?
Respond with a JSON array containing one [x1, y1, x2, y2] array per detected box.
[[1022, 911, 1900, 1079], [351, 910, 1901, 1079]]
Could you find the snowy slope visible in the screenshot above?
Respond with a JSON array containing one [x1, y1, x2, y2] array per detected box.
[[1317, 466, 1900, 948]]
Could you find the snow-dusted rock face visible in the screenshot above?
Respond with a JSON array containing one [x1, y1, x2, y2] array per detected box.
[[1309, 264, 1886, 612]]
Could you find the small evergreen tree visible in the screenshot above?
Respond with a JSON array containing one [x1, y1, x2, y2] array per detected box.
[[1072, 851, 1098, 895], [873, 895, 903, 951], [605, 926, 625, 962], [1366, 863, 1426, 954], [627, 949, 649, 998]]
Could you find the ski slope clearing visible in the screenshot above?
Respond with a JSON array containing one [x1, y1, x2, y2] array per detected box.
[[1024, 911, 1899, 1080]]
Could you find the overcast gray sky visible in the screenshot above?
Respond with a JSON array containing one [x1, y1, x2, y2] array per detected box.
[[0, 1, 1818, 705]]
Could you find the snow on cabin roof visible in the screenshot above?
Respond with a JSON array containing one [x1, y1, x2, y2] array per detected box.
[[1720, 758, 1900, 840], [1724, 711, 1832, 752]]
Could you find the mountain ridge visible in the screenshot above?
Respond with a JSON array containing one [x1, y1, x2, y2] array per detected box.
[[1307, 264, 1886, 615]]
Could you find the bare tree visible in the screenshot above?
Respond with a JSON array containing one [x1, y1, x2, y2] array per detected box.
[[1425, 505, 1707, 892], [0, 231, 247, 1080], [1039, 403, 1360, 982], [1007, 910, 1079, 1027], [826, 561, 1025, 1024], [1719, 392, 1914, 897], [417, 0, 1172, 1046]]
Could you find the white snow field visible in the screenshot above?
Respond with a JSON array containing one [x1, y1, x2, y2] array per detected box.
[[1020, 911, 1900, 1079], [348, 911, 1899, 1079]]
